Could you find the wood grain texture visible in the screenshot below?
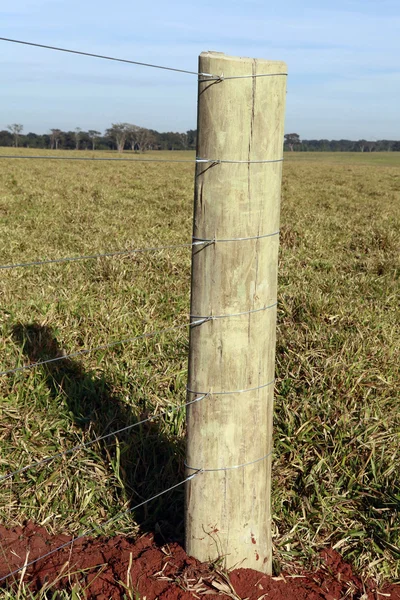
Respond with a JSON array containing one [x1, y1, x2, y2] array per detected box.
[[185, 52, 287, 573]]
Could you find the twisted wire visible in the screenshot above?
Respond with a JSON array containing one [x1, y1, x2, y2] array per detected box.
[[1, 301, 277, 377], [190, 302, 277, 321], [0, 227, 280, 271], [192, 231, 280, 244], [199, 73, 288, 82], [186, 378, 275, 397], [185, 450, 273, 472], [196, 157, 283, 164]]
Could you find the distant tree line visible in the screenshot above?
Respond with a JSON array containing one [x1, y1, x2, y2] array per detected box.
[[0, 123, 197, 152], [284, 133, 400, 152], [1, 125, 399, 152]]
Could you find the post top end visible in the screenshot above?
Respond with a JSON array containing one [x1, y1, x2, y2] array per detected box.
[[199, 51, 287, 72]]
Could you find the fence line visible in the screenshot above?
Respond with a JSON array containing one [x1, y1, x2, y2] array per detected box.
[[0, 37, 203, 76], [0, 155, 198, 162], [0, 229, 280, 271], [0, 46, 286, 581], [1, 299, 277, 377], [0, 444, 279, 584], [0, 472, 201, 585], [1, 376, 278, 484], [0, 241, 204, 271], [0, 156, 284, 163], [0, 393, 209, 484], [0, 37, 288, 82], [0, 318, 208, 377]]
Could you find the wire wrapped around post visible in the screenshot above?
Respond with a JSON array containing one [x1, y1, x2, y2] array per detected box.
[[185, 51, 287, 574]]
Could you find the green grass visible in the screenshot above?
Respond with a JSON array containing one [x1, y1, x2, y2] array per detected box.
[[285, 150, 400, 167], [0, 148, 399, 590]]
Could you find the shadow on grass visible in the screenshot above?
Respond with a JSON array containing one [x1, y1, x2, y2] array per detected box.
[[12, 322, 186, 543]]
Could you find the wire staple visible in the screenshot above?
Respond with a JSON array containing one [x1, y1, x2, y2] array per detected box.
[[196, 157, 283, 164], [192, 231, 280, 244], [190, 302, 277, 321], [185, 451, 273, 472], [186, 378, 274, 397], [199, 73, 288, 82]]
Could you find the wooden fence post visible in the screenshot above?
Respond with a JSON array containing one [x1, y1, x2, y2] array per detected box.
[[185, 52, 287, 573]]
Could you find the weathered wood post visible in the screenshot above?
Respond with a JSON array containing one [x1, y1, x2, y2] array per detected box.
[[185, 52, 287, 573]]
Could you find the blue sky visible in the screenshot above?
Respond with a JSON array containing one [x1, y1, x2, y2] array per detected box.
[[1, 0, 399, 139]]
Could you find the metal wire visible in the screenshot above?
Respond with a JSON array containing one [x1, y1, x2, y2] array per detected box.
[[187, 378, 275, 397], [192, 231, 280, 244], [0, 156, 282, 164], [196, 158, 283, 164], [0, 37, 207, 76], [0, 229, 280, 271], [190, 302, 277, 321], [185, 450, 273, 472], [0, 155, 197, 163], [0, 394, 208, 483], [1, 379, 275, 482], [0, 37, 288, 81], [0, 472, 201, 585], [0, 33, 284, 579], [0, 241, 205, 271], [0, 227, 280, 271], [199, 73, 288, 82], [0, 303, 276, 377], [0, 318, 208, 377]]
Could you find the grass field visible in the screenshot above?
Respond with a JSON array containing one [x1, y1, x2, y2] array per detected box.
[[0, 148, 399, 589]]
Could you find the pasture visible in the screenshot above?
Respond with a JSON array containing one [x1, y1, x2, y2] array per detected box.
[[0, 148, 399, 584]]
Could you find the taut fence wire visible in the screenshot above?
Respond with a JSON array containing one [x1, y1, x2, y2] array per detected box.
[[1, 297, 278, 376], [0, 318, 207, 377], [0, 37, 288, 80], [0, 156, 284, 164], [0, 36, 205, 76], [0, 36, 285, 585], [0, 393, 209, 484], [0, 240, 205, 270], [0, 230, 280, 270]]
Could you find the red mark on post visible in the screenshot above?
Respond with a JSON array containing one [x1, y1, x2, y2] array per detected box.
[[251, 533, 256, 545]]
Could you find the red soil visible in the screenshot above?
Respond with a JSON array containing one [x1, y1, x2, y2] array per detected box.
[[0, 522, 398, 599]]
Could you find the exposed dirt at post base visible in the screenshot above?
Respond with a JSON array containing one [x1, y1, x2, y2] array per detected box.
[[0, 522, 398, 599]]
